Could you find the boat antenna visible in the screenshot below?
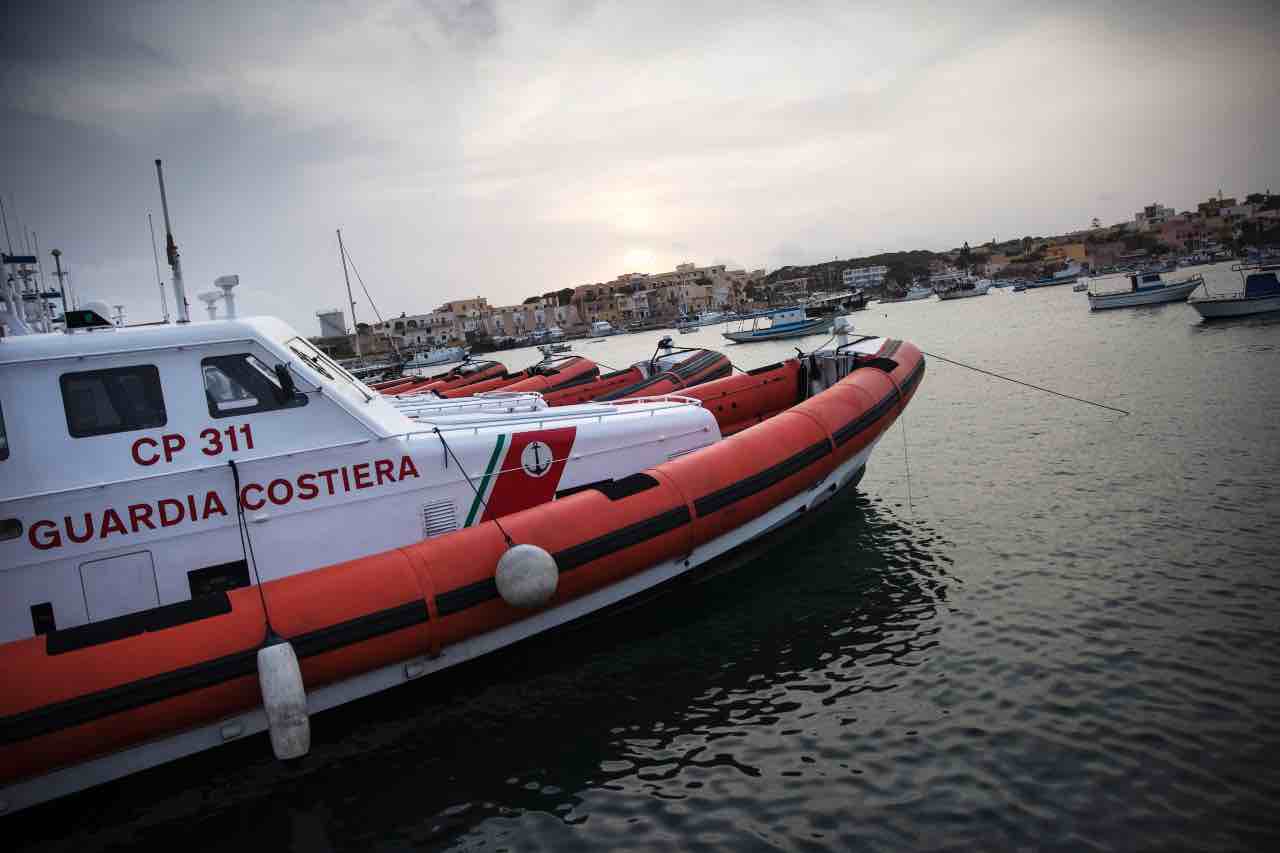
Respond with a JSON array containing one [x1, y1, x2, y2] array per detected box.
[[148, 213, 171, 323], [0, 194, 12, 255], [337, 228, 361, 357], [154, 159, 190, 322]]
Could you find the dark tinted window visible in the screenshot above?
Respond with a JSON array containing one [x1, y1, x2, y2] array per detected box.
[[60, 365, 166, 437], [0, 399, 8, 460], [202, 354, 307, 417]]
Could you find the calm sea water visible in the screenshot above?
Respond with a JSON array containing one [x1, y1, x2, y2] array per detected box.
[[15, 263, 1280, 851]]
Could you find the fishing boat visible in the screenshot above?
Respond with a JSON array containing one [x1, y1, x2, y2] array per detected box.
[[676, 310, 729, 334], [722, 307, 825, 343], [1026, 260, 1085, 289], [1187, 263, 1280, 319], [0, 298, 925, 812], [804, 290, 868, 315], [589, 320, 617, 337], [538, 342, 572, 355], [402, 345, 468, 370], [932, 272, 990, 301], [1087, 270, 1203, 310]]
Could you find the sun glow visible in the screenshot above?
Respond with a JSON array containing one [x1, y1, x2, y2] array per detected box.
[[622, 248, 657, 271]]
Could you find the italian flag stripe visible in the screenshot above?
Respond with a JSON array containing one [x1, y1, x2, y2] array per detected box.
[[465, 433, 507, 527]]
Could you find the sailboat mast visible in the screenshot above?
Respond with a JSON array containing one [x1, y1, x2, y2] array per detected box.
[[337, 228, 361, 357]]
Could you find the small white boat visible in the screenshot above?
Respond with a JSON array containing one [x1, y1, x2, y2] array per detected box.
[[1087, 270, 1202, 310], [403, 346, 467, 370], [901, 284, 933, 301], [1072, 281, 1088, 292], [1188, 263, 1280, 319], [589, 320, 617, 337]]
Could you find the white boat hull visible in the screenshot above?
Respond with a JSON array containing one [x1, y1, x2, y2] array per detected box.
[[1189, 293, 1280, 318], [1088, 278, 1200, 310]]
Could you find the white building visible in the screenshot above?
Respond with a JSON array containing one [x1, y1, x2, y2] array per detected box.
[[842, 266, 888, 289]]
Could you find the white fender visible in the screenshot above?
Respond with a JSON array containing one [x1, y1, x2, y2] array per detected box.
[[256, 641, 311, 760], [495, 544, 559, 608]]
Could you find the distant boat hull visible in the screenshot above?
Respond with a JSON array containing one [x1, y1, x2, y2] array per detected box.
[[723, 318, 826, 342], [1189, 293, 1280, 318], [936, 283, 990, 300], [1087, 276, 1201, 310]]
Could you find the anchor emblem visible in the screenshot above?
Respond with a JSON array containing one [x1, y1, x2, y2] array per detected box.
[[520, 440, 554, 478]]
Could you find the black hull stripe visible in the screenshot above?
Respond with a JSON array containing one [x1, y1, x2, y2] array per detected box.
[[693, 438, 832, 516], [832, 357, 925, 447], [437, 504, 693, 614], [0, 601, 428, 746]]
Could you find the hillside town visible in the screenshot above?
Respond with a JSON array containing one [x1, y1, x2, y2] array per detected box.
[[311, 189, 1279, 356]]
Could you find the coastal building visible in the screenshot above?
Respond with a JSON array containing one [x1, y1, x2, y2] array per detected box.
[[1135, 202, 1175, 230], [842, 265, 888, 289]]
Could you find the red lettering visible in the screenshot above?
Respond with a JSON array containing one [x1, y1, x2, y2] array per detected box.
[[352, 462, 373, 490], [163, 433, 186, 463], [241, 483, 266, 511], [186, 494, 198, 521], [318, 469, 339, 496], [132, 437, 160, 466], [203, 491, 228, 518], [65, 513, 94, 544], [374, 459, 394, 485], [158, 498, 185, 527], [100, 508, 128, 538], [297, 473, 319, 500], [29, 520, 62, 550], [398, 455, 420, 480], [128, 503, 155, 532], [340, 467, 351, 492], [267, 478, 294, 506], [200, 427, 223, 456]]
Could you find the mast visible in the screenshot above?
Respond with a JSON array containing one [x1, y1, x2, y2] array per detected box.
[[337, 228, 361, 357], [154, 159, 190, 322], [50, 249, 69, 327], [148, 213, 171, 322]]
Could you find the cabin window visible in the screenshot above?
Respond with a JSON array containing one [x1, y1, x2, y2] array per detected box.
[[60, 365, 167, 438], [202, 354, 308, 417], [0, 399, 8, 460]]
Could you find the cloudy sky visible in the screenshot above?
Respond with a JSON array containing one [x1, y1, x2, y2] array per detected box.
[[2, 0, 1277, 332]]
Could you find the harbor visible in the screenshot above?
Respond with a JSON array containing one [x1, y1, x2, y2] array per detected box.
[[3, 0, 1280, 848], [5, 267, 1279, 849]]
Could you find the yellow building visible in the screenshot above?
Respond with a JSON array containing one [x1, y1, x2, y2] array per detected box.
[[1044, 243, 1087, 264]]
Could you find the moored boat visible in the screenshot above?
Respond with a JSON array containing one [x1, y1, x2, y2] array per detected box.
[[402, 345, 468, 370], [1087, 270, 1202, 310], [0, 306, 924, 813], [1188, 263, 1280, 319], [722, 307, 826, 342]]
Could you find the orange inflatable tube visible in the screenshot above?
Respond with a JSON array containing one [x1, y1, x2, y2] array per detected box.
[[0, 342, 925, 790]]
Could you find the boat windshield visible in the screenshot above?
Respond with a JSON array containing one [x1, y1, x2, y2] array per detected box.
[[284, 336, 371, 398]]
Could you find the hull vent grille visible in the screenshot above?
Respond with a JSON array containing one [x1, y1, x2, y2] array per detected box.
[[422, 500, 458, 539]]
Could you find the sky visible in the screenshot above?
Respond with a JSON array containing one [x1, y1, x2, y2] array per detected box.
[[2, 0, 1277, 333]]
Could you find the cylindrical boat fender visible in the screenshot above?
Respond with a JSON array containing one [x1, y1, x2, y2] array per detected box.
[[495, 544, 558, 608], [256, 640, 310, 760]]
